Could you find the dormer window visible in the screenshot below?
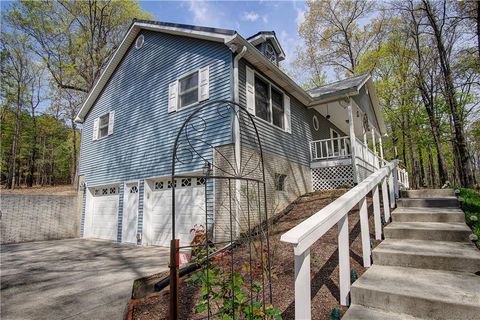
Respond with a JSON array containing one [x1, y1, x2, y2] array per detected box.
[[265, 43, 277, 64]]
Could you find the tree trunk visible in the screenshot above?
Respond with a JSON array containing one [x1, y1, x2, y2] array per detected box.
[[7, 86, 22, 189], [427, 145, 436, 187], [417, 144, 425, 188], [423, 0, 475, 187], [70, 119, 78, 186]]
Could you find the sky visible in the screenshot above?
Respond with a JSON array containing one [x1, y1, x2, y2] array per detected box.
[[139, 0, 307, 70]]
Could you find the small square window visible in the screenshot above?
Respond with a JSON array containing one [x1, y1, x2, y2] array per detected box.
[[109, 187, 116, 194], [154, 181, 164, 190], [275, 174, 287, 191], [167, 180, 177, 188], [102, 188, 108, 195], [196, 177, 206, 186], [178, 72, 199, 108], [181, 178, 192, 187]]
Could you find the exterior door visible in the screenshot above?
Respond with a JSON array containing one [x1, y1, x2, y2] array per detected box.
[[122, 182, 139, 244]]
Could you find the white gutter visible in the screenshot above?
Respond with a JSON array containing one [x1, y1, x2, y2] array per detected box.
[[233, 45, 247, 238]]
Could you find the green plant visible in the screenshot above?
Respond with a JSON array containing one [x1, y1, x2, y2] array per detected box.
[[335, 184, 351, 189], [453, 187, 480, 248], [187, 226, 282, 319]]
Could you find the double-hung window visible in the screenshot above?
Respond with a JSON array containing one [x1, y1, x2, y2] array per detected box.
[[98, 113, 110, 139], [168, 66, 210, 113], [93, 111, 115, 141], [255, 76, 271, 122], [178, 72, 199, 109], [254, 76, 284, 130]]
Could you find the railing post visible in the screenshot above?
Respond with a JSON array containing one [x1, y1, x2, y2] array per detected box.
[[389, 172, 396, 209], [358, 196, 371, 267], [338, 214, 350, 306], [393, 167, 399, 199], [381, 177, 391, 222], [372, 184, 382, 240], [347, 103, 358, 184], [294, 248, 311, 319]]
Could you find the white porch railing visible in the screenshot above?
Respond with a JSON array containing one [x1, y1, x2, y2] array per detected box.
[[310, 136, 351, 161], [280, 160, 400, 319], [354, 137, 380, 169], [398, 167, 409, 189]]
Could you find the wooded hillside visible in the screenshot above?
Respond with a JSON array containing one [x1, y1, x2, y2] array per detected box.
[[296, 0, 479, 189]]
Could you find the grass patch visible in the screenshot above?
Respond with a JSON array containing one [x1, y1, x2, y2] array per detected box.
[[454, 187, 480, 248]]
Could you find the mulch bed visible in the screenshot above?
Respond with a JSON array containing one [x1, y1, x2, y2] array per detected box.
[[132, 190, 382, 320]]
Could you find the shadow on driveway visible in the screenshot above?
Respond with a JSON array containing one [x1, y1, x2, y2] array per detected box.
[[1, 239, 169, 320]]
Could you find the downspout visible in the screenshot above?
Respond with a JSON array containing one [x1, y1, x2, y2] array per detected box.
[[233, 46, 247, 238]]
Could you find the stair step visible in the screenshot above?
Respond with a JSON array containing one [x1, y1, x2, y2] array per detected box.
[[372, 239, 480, 273], [350, 265, 480, 320], [384, 222, 471, 242], [397, 198, 458, 208], [392, 207, 465, 223], [342, 304, 425, 320], [401, 189, 455, 198]]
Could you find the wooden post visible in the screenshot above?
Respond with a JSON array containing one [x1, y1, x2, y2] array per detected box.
[[378, 134, 385, 167], [294, 248, 311, 319], [338, 214, 350, 306], [381, 178, 391, 222], [169, 239, 180, 320], [347, 102, 358, 184], [389, 172, 396, 209], [371, 127, 378, 169], [358, 196, 371, 267], [372, 185, 382, 240]]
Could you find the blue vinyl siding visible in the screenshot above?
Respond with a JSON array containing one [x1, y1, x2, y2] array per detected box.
[[238, 59, 345, 166], [78, 31, 233, 186]]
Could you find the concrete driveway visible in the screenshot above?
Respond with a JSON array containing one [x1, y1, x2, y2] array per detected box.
[[1, 239, 169, 320]]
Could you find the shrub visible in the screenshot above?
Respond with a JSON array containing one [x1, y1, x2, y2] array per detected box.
[[454, 187, 480, 248]]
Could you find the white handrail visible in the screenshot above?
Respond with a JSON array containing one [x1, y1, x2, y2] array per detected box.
[[280, 160, 399, 319]]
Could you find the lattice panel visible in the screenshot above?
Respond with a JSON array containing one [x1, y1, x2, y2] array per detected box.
[[312, 165, 354, 190], [357, 163, 375, 183]]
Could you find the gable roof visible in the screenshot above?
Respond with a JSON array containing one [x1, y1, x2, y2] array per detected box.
[[74, 20, 385, 134], [308, 73, 370, 100]]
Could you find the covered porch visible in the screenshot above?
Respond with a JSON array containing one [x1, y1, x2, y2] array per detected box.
[[307, 74, 386, 190]]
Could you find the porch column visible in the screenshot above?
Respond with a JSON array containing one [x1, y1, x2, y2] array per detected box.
[[347, 102, 358, 184], [371, 127, 378, 169], [379, 134, 385, 167]]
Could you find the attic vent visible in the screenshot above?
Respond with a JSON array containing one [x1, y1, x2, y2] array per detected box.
[[135, 35, 144, 49]]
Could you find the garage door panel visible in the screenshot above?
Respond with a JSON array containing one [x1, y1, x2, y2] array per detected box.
[[86, 186, 118, 241], [146, 178, 206, 247]]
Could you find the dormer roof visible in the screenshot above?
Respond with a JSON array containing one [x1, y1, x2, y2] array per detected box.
[[246, 31, 285, 61]]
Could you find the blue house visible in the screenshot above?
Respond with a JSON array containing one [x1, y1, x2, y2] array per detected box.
[[75, 20, 386, 247]]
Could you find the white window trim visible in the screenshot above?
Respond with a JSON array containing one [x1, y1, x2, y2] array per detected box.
[[177, 69, 200, 109], [94, 112, 114, 141], [313, 115, 320, 131], [172, 66, 210, 111], [252, 71, 288, 133]]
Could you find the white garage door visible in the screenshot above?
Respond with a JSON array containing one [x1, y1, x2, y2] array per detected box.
[[85, 185, 119, 241], [145, 177, 206, 247]]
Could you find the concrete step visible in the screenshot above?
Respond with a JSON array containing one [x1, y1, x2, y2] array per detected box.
[[342, 304, 425, 320], [372, 239, 480, 273], [350, 265, 480, 320], [392, 207, 465, 223], [384, 222, 471, 242], [397, 197, 458, 208], [401, 189, 455, 198]]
